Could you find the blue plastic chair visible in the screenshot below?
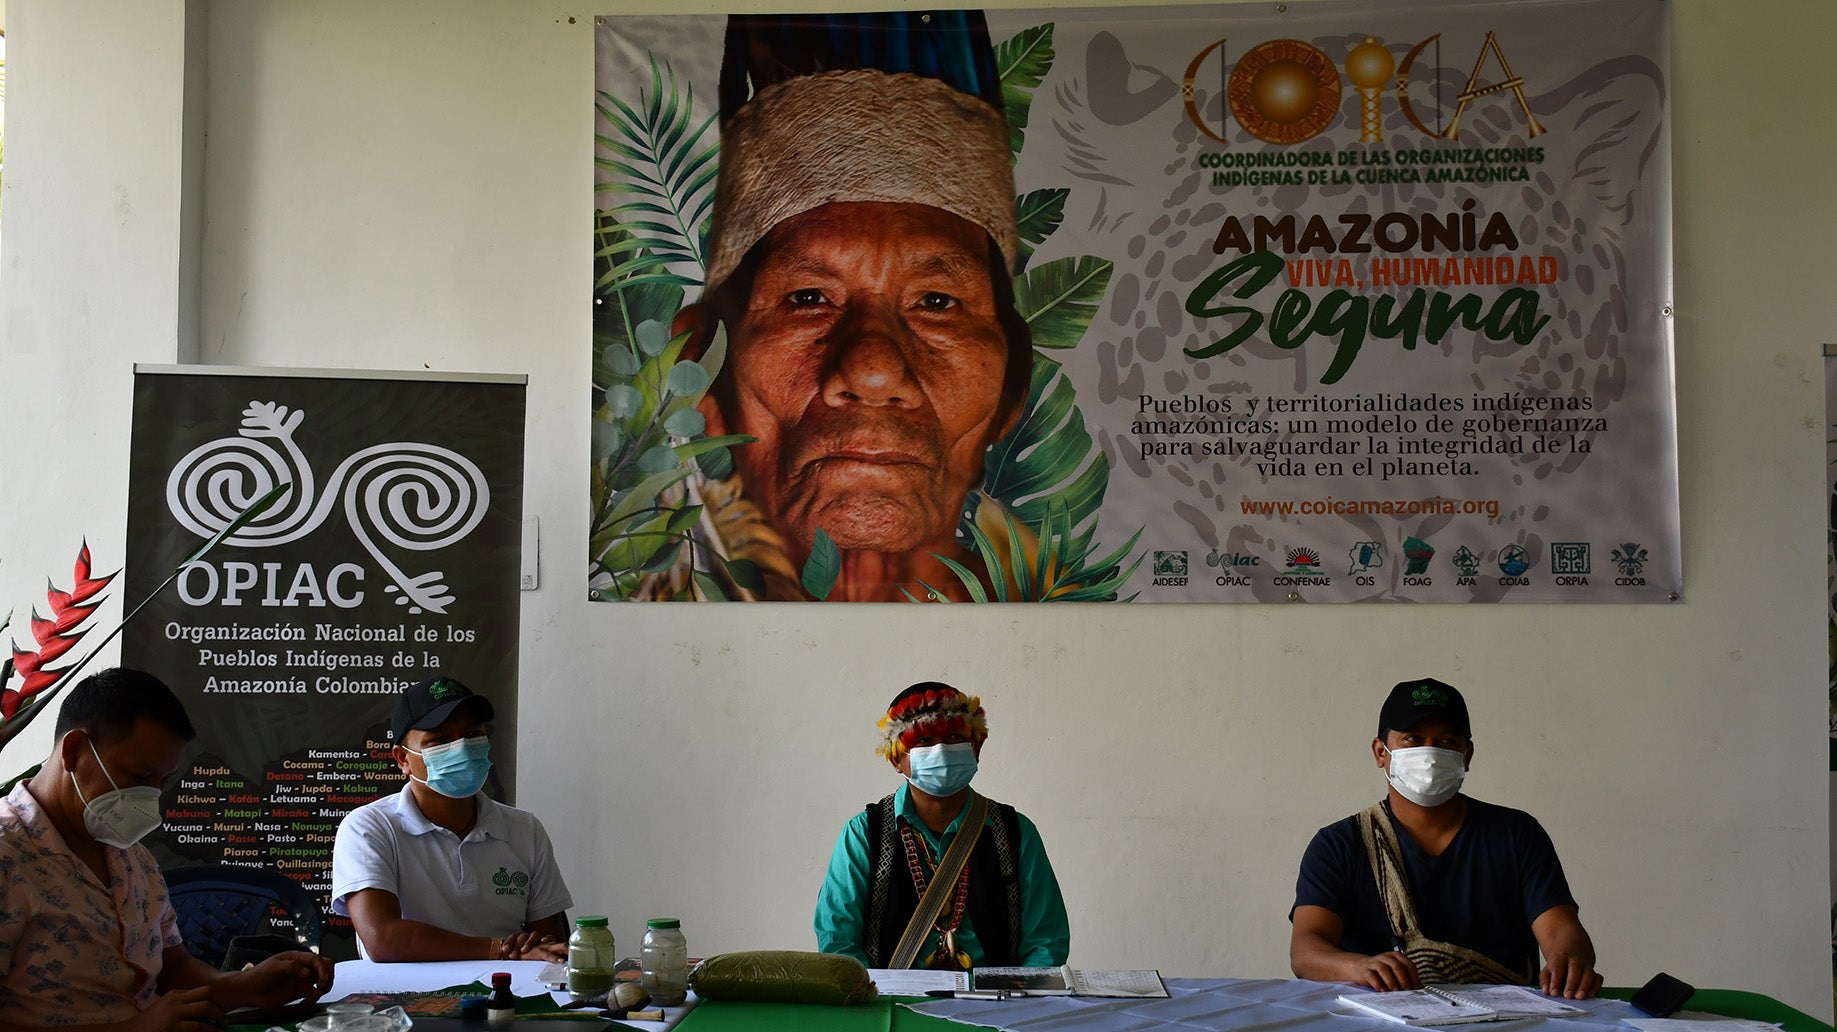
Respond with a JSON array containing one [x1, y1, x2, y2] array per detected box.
[[163, 865, 323, 968]]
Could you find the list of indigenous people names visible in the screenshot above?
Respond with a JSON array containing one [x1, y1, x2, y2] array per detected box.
[[163, 734, 399, 929], [155, 613, 488, 946]]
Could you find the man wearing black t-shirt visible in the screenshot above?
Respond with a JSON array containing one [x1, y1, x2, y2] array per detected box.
[[1289, 678, 1601, 998]]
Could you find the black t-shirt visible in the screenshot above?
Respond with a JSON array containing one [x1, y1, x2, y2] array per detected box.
[[1291, 797, 1577, 975]]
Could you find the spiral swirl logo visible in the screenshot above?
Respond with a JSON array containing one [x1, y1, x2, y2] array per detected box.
[[165, 401, 490, 615]]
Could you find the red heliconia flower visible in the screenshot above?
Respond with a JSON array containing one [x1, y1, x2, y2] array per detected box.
[[3, 542, 117, 718]]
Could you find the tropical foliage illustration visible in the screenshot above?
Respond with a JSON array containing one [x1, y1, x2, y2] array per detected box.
[[590, 23, 1143, 601]]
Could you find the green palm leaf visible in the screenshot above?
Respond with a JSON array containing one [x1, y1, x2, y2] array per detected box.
[[1015, 255, 1112, 349], [978, 355, 1110, 534], [593, 54, 719, 280], [1013, 188, 1067, 273], [995, 24, 1055, 157]]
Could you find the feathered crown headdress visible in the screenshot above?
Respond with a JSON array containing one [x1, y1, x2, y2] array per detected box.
[[876, 681, 988, 760]]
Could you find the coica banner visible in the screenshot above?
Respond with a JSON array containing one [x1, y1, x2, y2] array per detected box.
[[123, 366, 527, 958], [590, 0, 1677, 603]]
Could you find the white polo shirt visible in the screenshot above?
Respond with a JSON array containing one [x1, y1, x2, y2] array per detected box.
[[331, 786, 573, 957]]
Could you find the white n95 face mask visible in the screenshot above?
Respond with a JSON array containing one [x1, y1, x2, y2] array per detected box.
[[71, 738, 165, 848], [1385, 746, 1466, 807]]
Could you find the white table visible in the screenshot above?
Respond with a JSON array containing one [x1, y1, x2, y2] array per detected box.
[[907, 978, 1686, 1032]]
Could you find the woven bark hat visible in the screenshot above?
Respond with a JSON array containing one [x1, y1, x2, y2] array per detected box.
[[702, 66, 1018, 297]]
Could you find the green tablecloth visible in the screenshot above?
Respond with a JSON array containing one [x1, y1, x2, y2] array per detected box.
[[672, 997, 951, 1032], [1597, 986, 1835, 1032]]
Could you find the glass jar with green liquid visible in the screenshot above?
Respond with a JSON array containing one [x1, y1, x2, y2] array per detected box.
[[566, 916, 616, 999]]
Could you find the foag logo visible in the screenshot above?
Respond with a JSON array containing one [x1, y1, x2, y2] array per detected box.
[[492, 867, 530, 896], [1402, 537, 1434, 576], [1152, 550, 1189, 587], [165, 401, 490, 615]]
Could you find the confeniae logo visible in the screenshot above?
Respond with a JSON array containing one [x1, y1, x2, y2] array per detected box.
[[492, 867, 531, 896], [164, 401, 490, 615]]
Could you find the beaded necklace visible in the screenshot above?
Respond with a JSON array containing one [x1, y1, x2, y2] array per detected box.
[[897, 818, 974, 970]]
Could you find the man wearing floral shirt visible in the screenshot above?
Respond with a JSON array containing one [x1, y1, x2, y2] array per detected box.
[[0, 668, 333, 1030]]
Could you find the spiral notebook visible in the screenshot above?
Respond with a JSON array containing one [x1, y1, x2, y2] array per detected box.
[[1337, 985, 1585, 1025], [969, 966, 1170, 998]]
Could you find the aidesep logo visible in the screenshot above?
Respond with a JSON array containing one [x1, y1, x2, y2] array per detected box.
[[492, 867, 530, 896]]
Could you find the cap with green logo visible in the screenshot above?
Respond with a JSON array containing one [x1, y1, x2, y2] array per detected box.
[[1376, 677, 1470, 740], [391, 676, 494, 741]]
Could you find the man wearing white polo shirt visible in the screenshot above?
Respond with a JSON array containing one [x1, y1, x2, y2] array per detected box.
[[332, 677, 573, 961]]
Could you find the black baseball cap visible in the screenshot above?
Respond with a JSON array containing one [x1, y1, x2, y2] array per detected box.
[[1377, 677, 1470, 740], [391, 677, 494, 741]]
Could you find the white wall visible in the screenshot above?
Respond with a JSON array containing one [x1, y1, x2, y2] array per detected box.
[[4, 0, 1832, 1018]]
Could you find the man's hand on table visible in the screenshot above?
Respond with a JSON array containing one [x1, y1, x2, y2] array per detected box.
[[1538, 952, 1602, 999], [495, 931, 567, 961], [1348, 951, 1424, 992], [130, 986, 224, 1032], [227, 951, 337, 1009]]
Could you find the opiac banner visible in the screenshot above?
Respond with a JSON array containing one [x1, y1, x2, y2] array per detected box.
[[123, 366, 527, 959], [589, 0, 1677, 603]]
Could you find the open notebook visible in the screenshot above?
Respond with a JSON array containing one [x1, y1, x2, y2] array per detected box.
[[869, 965, 1168, 998], [1338, 985, 1585, 1025]]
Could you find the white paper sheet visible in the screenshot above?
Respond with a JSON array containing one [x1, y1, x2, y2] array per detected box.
[[1622, 1017, 1783, 1032], [868, 968, 969, 995]]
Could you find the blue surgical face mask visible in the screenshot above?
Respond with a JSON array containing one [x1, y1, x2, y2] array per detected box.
[[405, 736, 491, 798], [905, 742, 978, 797]]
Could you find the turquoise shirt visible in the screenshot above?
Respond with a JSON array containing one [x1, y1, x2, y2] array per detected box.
[[813, 784, 1070, 967]]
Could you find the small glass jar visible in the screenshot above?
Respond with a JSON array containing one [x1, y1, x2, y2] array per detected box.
[[567, 916, 617, 1000], [639, 918, 689, 1005]]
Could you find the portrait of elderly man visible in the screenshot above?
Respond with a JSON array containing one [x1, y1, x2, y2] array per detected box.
[[666, 12, 1035, 602]]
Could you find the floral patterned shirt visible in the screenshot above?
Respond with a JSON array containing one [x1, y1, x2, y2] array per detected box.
[[0, 781, 183, 1025]]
